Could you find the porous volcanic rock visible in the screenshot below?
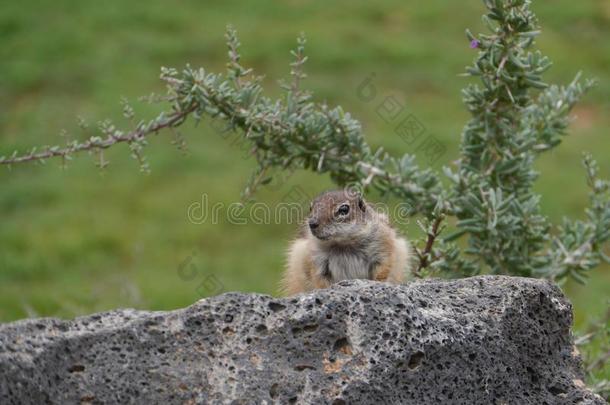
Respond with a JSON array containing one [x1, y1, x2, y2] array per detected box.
[[0, 276, 604, 404]]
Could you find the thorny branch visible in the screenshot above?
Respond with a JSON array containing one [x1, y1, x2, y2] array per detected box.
[[0, 106, 196, 167], [413, 215, 445, 276]]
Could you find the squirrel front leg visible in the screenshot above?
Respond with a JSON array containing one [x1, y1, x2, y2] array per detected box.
[[372, 235, 410, 284], [281, 238, 331, 295]]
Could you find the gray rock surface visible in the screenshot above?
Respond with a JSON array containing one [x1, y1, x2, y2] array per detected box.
[[0, 276, 604, 404]]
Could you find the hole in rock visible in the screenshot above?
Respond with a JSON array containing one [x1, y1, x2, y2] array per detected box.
[[303, 324, 319, 333], [269, 383, 279, 399], [68, 364, 85, 373], [268, 302, 286, 312], [294, 364, 316, 371], [333, 337, 353, 356], [548, 385, 566, 395], [408, 351, 425, 370]]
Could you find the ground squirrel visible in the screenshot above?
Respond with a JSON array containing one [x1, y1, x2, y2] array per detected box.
[[281, 190, 411, 295]]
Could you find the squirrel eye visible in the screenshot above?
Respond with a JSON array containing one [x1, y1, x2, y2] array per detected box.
[[336, 204, 350, 216]]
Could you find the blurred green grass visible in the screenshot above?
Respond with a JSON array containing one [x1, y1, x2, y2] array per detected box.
[[0, 0, 608, 344]]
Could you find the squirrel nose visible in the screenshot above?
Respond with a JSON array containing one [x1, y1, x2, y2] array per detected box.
[[308, 220, 319, 230]]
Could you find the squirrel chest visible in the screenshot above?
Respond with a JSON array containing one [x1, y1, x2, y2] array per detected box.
[[312, 243, 380, 283]]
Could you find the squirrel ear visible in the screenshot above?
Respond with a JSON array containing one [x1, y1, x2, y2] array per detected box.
[[358, 196, 366, 212]]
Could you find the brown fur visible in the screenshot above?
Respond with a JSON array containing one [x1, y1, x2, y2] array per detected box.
[[281, 190, 411, 295]]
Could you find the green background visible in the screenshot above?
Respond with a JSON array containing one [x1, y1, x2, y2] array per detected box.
[[0, 0, 608, 348]]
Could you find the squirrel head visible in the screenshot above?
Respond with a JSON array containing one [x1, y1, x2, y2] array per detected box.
[[307, 189, 370, 243]]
